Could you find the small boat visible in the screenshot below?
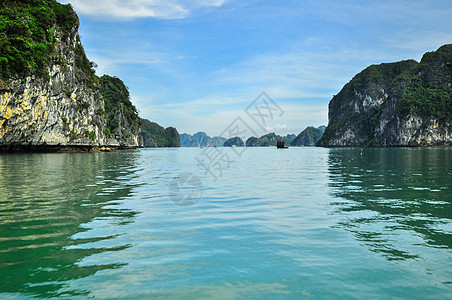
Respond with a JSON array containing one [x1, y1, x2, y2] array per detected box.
[[276, 141, 288, 149]]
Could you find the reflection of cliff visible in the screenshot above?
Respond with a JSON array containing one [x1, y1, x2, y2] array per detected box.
[[327, 148, 452, 261], [0, 152, 139, 297]]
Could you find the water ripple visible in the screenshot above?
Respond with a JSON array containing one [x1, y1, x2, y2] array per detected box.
[[0, 148, 451, 299]]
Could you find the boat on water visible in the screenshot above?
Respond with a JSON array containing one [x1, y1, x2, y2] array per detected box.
[[276, 141, 288, 149]]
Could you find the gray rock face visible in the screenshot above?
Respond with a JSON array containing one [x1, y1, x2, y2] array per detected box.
[[180, 132, 226, 147], [139, 118, 180, 147], [318, 45, 452, 147], [139, 134, 158, 148], [291, 126, 325, 146], [0, 26, 139, 150]]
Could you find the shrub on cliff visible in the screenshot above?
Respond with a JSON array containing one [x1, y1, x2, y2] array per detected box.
[[99, 75, 141, 137], [0, 0, 80, 79], [140, 118, 180, 147]]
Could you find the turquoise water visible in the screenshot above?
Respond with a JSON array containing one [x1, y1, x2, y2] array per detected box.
[[0, 148, 451, 299]]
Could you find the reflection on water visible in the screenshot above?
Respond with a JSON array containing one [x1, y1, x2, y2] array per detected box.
[[328, 148, 452, 261], [0, 148, 451, 298], [0, 151, 140, 298]]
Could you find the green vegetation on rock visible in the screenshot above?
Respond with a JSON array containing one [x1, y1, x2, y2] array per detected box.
[[99, 75, 141, 138], [140, 118, 180, 147], [398, 45, 452, 122], [245, 132, 295, 147], [0, 0, 80, 79], [290, 126, 325, 146], [318, 44, 452, 147], [0, 0, 181, 150]]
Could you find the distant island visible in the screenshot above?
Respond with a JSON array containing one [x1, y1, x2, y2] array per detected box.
[[318, 44, 452, 147], [291, 126, 325, 146], [245, 127, 325, 147], [140, 119, 180, 147], [224, 136, 244, 147], [3, 2, 449, 152], [181, 126, 325, 147], [180, 132, 226, 147], [0, 0, 179, 152], [246, 133, 295, 147]]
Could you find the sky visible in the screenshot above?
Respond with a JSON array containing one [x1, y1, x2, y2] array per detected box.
[[59, 0, 452, 137]]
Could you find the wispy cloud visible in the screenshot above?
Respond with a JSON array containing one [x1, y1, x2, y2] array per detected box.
[[211, 46, 393, 101], [383, 32, 452, 59], [61, 0, 451, 136], [61, 0, 227, 19], [138, 94, 328, 137], [131, 43, 416, 135], [87, 49, 174, 75]]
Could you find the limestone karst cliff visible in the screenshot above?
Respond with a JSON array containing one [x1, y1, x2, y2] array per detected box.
[[0, 0, 141, 152], [317, 44, 452, 147], [139, 118, 180, 147], [179, 132, 227, 147], [290, 126, 325, 146]]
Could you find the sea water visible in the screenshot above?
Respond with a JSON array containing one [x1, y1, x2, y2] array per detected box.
[[0, 147, 451, 299]]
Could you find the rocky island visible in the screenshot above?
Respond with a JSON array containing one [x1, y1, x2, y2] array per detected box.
[[0, 0, 175, 152], [140, 118, 180, 147], [290, 126, 325, 147], [318, 44, 452, 147], [223, 136, 244, 147], [246, 133, 295, 147], [180, 132, 226, 147]]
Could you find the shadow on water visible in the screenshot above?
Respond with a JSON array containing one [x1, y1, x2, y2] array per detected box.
[[328, 148, 452, 261], [0, 151, 140, 298]]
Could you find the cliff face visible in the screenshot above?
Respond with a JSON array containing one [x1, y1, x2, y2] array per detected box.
[[318, 45, 452, 147], [180, 132, 226, 147], [0, 1, 140, 151], [139, 118, 180, 147], [291, 126, 325, 146]]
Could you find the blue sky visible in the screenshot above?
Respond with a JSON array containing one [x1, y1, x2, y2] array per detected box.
[[59, 0, 452, 137]]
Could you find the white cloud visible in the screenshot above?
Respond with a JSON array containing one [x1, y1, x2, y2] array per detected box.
[[275, 124, 287, 130], [87, 49, 169, 75], [61, 0, 227, 19], [139, 96, 328, 138], [60, 0, 451, 138], [129, 45, 372, 136], [212, 46, 390, 101], [383, 32, 452, 60]]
